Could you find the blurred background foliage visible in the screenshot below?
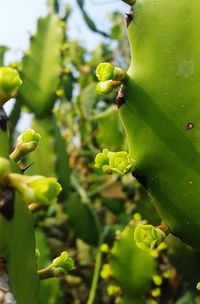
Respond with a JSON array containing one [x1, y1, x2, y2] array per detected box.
[[2, 0, 200, 303]]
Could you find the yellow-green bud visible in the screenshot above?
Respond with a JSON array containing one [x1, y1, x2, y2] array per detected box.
[[153, 275, 163, 286], [96, 80, 114, 95], [52, 251, 75, 272], [100, 243, 109, 253], [100, 264, 112, 280], [10, 129, 41, 162], [0, 157, 11, 181], [134, 224, 166, 252], [0, 67, 22, 106], [197, 282, 200, 291], [151, 288, 161, 298], [96, 62, 115, 81], [18, 128, 41, 144], [107, 285, 121, 296]]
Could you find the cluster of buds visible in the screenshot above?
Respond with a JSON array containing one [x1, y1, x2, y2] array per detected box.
[[95, 148, 134, 175], [0, 67, 22, 106], [95, 62, 128, 95], [38, 251, 74, 279]]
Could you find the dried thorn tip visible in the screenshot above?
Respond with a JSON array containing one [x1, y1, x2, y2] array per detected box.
[[116, 87, 126, 109], [125, 9, 135, 27]]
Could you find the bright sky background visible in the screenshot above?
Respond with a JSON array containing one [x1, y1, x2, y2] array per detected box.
[[0, 0, 128, 62], [0, 0, 128, 130]]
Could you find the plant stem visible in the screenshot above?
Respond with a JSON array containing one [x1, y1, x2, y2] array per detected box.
[[87, 242, 103, 304]]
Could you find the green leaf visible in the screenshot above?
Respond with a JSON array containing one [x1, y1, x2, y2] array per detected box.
[[65, 194, 101, 246]]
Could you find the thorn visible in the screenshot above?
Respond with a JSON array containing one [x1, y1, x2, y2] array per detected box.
[[116, 87, 126, 109], [0, 187, 15, 220], [20, 162, 35, 174], [0, 108, 7, 132], [125, 9, 135, 27]]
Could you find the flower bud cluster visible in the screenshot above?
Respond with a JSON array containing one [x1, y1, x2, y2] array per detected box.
[[95, 148, 134, 175], [95, 62, 128, 95]]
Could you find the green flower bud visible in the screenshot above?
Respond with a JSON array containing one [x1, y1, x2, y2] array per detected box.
[[134, 224, 165, 252], [100, 264, 112, 280], [28, 176, 62, 205], [96, 80, 114, 95], [153, 275, 163, 286], [107, 285, 121, 296], [52, 251, 75, 272], [96, 62, 115, 81], [0, 67, 22, 106], [95, 148, 109, 168], [197, 282, 200, 291], [7, 174, 62, 205], [18, 128, 41, 144], [95, 149, 134, 175], [95, 149, 112, 174], [108, 151, 134, 175], [38, 251, 74, 280], [113, 67, 128, 83], [10, 129, 41, 162], [0, 157, 11, 181]]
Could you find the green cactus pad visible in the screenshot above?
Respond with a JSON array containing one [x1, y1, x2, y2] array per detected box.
[[119, 0, 200, 248], [110, 221, 157, 301], [19, 14, 63, 117]]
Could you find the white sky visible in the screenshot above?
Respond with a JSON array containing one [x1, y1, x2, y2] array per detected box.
[[0, 0, 128, 62], [0, 0, 128, 130]]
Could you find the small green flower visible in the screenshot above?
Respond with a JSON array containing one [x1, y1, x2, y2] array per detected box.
[[95, 148, 109, 168], [134, 224, 165, 252], [0, 67, 22, 106], [7, 174, 62, 205], [95, 149, 134, 175], [96, 62, 115, 81], [108, 151, 134, 174], [10, 129, 41, 162], [28, 176, 62, 205]]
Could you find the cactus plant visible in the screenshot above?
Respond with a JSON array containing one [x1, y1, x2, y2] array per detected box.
[[96, 0, 200, 250]]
